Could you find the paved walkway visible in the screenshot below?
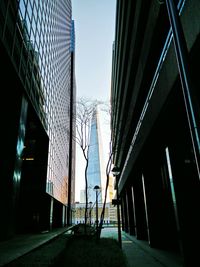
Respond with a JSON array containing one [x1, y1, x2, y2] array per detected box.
[[101, 227, 183, 267], [0, 227, 69, 266], [0, 226, 184, 267]]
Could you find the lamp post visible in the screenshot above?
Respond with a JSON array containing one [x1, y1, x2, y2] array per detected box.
[[111, 166, 122, 249], [94, 185, 100, 229]]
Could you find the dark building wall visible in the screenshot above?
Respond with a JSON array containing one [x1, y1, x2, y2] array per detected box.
[[0, 0, 75, 240], [0, 42, 25, 239], [111, 0, 200, 266], [0, 42, 50, 237]]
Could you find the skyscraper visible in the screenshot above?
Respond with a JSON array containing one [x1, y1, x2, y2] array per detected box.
[[0, 0, 75, 240], [87, 108, 105, 203]]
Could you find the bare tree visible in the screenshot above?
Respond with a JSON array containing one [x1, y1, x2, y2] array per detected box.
[[96, 102, 113, 239], [75, 97, 101, 228]]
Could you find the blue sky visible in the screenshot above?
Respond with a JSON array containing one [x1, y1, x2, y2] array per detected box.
[[72, 0, 116, 101], [71, 0, 116, 201]]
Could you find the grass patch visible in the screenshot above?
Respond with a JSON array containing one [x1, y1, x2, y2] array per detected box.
[[55, 237, 128, 267]]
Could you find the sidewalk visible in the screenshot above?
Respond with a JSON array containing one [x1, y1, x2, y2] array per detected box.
[[101, 227, 184, 267], [0, 227, 69, 266], [0, 226, 184, 267]]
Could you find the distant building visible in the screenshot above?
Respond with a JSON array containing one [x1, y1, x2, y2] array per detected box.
[[87, 108, 105, 203], [107, 175, 116, 203], [74, 202, 117, 225], [80, 189, 86, 203]]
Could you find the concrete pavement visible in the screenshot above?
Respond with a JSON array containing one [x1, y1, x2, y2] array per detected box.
[[0, 226, 184, 267], [101, 227, 184, 267], [0, 227, 70, 266]]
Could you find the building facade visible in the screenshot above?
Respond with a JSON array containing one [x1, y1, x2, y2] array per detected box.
[[0, 0, 75, 240], [111, 1, 200, 266], [74, 202, 117, 226], [87, 108, 104, 203]]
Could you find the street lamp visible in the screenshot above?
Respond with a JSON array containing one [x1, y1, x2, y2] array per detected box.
[[111, 166, 120, 176], [93, 185, 100, 229], [111, 166, 122, 249]]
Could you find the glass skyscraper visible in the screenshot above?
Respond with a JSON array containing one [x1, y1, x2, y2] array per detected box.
[[87, 108, 104, 203], [0, 0, 75, 240]]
